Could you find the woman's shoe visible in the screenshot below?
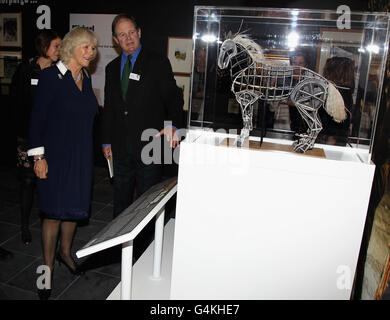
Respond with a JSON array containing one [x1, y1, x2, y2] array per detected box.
[[37, 288, 52, 300], [37, 266, 53, 300], [56, 252, 84, 276], [21, 228, 32, 246]]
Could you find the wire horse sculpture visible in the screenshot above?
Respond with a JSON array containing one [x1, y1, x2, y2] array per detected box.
[[217, 33, 347, 153]]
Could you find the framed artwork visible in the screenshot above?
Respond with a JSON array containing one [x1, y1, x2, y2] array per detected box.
[[0, 51, 22, 84], [316, 28, 363, 75], [264, 49, 291, 67], [0, 13, 22, 47], [174, 74, 190, 111], [167, 37, 192, 74], [316, 28, 364, 106], [0, 57, 4, 78]]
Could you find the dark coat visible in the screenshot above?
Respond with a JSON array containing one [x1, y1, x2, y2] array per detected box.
[[10, 57, 42, 139], [28, 64, 98, 219], [101, 47, 183, 160]]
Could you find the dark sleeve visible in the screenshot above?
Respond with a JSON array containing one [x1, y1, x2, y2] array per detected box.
[[101, 64, 113, 144], [341, 89, 353, 112], [158, 56, 184, 129], [28, 69, 54, 150]]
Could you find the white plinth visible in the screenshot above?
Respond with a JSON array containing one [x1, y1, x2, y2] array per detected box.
[[170, 130, 375, 300]]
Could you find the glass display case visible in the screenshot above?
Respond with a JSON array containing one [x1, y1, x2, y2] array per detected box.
[[188, 6, 390, 158]]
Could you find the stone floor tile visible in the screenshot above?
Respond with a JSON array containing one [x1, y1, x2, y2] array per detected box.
[[0, 222, 21, 245], [57, 271, 119, 300], [0, 251, 38, 283], [2, 229, 42, 258], [0, 283, 39, 300]]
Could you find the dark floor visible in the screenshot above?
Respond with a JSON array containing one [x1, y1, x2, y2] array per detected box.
[[1, 163, 389, 300], [0, 165, 161, 300]]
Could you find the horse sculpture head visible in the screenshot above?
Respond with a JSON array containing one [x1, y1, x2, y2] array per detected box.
[[218, 39, 237, 69], [218, 34, 266, 71]]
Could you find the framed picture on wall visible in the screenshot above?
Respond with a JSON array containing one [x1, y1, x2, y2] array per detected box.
[[0, 51, 22, 85], [0, 57, 4, 78], [174, 74, 190, 111], [0, 13, 22, 47], [168, 37, 192, 74], [316, 28, 364, 105], [316, 28, 363, 75]]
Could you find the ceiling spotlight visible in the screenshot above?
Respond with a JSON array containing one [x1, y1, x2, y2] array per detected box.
[[287, 31, 299, 49], [366, 44, 379, 54], [201, 34, 217, 43]]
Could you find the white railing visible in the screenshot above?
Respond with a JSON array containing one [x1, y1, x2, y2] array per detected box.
[[76, 178, 177, 300]]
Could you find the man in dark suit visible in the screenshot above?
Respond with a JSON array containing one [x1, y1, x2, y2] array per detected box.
[[101, 14, 183, 218]]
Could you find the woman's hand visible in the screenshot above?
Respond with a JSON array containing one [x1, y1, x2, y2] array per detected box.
[[33, 156, 48, 179]]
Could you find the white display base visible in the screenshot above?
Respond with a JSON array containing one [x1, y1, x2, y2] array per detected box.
[[170, 130, 375, 300], [106, 219, 175, 300]]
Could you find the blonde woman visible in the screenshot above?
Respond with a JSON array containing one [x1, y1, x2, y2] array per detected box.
[[27, 27, 98, 299]]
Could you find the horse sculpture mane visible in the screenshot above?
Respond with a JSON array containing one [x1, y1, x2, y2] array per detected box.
[[232, 34, 295, 67], [231, 34, 265, 63]]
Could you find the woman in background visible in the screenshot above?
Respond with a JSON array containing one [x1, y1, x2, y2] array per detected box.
[[11, 30, 62, 245], [28, 27, 99, 299]]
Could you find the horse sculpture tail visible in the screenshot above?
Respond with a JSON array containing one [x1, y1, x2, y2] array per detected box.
[[325, 82, 347, 123]]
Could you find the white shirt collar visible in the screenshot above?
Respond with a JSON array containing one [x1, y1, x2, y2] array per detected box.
[[56, 60, 67, 76], [82, 68, 90, 78], [56, 60, 90, 78]]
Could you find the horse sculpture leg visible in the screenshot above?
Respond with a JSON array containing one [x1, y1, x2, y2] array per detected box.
[[237, 104, 253, 146], [235, 91, 258, 146], [290, 79, 327, 153], [292, 104, 323, 152]]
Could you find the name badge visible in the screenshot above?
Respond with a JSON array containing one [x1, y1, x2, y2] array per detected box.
[[129, 73, 140, 81], [31, 79, 38, 86]]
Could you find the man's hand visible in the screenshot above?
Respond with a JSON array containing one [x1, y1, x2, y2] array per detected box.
[[155, 127, 179, 148], [33, 156, 48, 179], [102, 145, 113, 160]]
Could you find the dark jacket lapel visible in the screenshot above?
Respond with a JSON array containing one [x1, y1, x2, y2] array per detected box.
[[111, 56, 122, 100]]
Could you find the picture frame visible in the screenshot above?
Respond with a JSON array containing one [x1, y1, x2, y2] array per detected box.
[[264, 49, 291, 67], [174, 74, 190, 111], [0, 57, 4, 78], [316, 28, 363, 75], [167, 37, 192, 74], [0, 13, 22, 47], [0, 51, 22, 84], [316, 28, 364, 106]]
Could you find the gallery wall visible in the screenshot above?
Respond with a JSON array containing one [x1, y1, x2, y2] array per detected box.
[[0, 0, 369, 167], [1, 0, 368, 59]]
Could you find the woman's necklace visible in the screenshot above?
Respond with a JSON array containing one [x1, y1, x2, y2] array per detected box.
[[73, 71, 82, 82]]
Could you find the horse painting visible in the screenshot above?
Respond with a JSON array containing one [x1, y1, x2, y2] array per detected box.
[[217, 33, 347, 153]]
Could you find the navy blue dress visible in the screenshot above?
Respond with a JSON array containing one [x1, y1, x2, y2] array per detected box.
[[29, 64, 98, 220]]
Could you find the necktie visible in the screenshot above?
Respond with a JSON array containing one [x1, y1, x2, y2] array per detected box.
[[121, 54, 132, 101]]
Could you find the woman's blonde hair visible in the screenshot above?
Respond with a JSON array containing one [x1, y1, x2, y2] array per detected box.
[[60, 27, 98, 64]]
